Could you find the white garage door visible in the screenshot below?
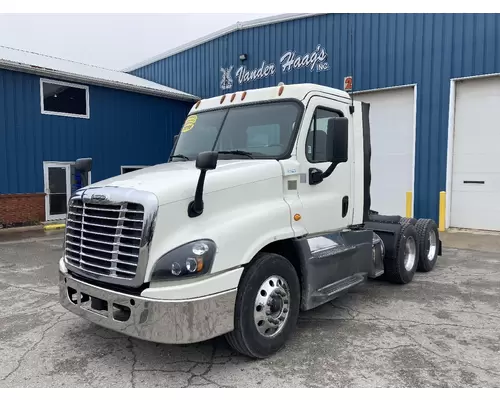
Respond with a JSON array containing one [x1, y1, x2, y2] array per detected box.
[[450, 76, 500, 231], [354, 87, 415, 216]]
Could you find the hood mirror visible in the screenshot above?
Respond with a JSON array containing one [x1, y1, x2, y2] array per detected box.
[[188, 151, 219, 218]]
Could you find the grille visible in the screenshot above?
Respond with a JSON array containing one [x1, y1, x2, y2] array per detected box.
[[64, 199, 145, 281]]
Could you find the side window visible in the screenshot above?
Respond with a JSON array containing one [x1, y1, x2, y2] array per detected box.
[[305, 108, 341, 163]]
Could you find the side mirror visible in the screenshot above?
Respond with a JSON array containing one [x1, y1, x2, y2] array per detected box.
[[188, 151, 219, 218], [75, 157, 92, 172], [309, 117, 348, 185], [326, 117, 348, 163], [195, 151, 218, 171]]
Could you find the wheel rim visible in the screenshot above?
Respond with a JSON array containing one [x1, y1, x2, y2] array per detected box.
[[427, 230, 437, 261], [404, 236, 417, 271], [253, 275, 291, 338]]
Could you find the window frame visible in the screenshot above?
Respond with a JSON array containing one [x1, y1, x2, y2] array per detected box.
[[121, 165, 148, 174], [40, 78, 90, 119], [305, 106, 344, 164]]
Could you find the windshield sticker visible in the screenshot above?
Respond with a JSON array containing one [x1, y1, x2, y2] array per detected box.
[[181, 115, 198, 133]]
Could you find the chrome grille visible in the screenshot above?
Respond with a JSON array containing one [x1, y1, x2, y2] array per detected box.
[[64, 199, 145, 281]]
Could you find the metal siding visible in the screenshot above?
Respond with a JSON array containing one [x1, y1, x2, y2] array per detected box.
[[0, 68, 193, 195], [129, 13, 500, 222]]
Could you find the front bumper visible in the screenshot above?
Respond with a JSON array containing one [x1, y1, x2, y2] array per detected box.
[[59, 271, 237, 344]]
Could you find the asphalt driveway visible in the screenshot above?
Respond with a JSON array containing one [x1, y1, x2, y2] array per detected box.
[[0, 230, 499, 387]]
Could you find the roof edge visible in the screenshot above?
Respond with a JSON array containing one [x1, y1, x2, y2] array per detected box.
[[123, 13, 322, 72], [0, 60, 199, 102]]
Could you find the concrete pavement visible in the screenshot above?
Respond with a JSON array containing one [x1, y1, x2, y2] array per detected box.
[[0, 231, 499, 387]]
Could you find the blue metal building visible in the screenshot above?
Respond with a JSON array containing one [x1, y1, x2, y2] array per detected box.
[[125, 13, 500, 229], [0, 45, 197, 226]]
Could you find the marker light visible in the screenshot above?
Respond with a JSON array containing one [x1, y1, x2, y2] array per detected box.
[[241, 91, 247, 101], [230, 93, 237, 102], [220, 94, 226, 104]]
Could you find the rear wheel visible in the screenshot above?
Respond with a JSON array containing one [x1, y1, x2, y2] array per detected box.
[[225, 252, 300, 359], [415, 219, 439, 272], [384, 223, 419, 284]]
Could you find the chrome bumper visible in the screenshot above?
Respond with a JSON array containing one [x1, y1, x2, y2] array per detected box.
[[59, 271, 237, 344]]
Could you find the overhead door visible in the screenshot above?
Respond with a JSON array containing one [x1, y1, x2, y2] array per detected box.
[[450, 76, 500, 231], [353, 87, 415, 217]]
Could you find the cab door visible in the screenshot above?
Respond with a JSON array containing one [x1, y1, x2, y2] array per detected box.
[[295, 96, 353, 235]]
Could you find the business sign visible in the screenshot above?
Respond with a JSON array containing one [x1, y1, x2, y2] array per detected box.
[[220, 44, 330, 90]]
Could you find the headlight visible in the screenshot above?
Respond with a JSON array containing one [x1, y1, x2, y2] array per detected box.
[[151, 239, 216, 281]]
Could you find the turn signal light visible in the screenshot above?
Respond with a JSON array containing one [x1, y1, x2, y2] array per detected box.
[[294, 214, 301, 221]]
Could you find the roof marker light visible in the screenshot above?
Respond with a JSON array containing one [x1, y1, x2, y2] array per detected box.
[[278, 85, 285, 96], [220, 94, 226, 104], [241, 91, 247, 101], [195, 100, 201, 109], [230, 93, 237, 102]]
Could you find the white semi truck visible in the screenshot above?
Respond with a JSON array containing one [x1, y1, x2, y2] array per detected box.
[[59, 83, 441, 359]]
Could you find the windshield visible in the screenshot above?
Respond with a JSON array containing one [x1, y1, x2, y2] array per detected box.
[[172, 101, 303, 160]]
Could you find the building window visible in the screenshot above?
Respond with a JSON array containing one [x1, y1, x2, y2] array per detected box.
[[305, 108, 342, 163], [40, 78, 90, 118], [121, 166, 147, 174]]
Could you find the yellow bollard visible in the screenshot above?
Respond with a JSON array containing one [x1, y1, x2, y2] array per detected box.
[[439, 191, 446, 232], [405, 192, 412, 218]]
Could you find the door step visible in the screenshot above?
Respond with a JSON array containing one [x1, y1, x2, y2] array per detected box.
[[369, 268, 384, 279], [312, 274, 365, 303]]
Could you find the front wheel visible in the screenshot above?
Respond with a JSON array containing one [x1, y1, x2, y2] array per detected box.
[[225, 253, 300, 359]]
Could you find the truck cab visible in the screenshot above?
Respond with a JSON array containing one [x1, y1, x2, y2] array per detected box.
[[59, 83, 441, 359]]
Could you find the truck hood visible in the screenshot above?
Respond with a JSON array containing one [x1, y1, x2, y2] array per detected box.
[[87, 159, 284, 205]]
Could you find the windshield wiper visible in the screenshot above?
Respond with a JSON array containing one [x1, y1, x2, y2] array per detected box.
[[218, 150, 254, 159], [170, 154, 190, 161]]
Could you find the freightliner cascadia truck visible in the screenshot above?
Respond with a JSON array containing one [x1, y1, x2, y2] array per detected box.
[[59, 83, 441, 359]]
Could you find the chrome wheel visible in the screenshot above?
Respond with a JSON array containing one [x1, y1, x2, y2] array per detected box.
[[253, 275, 290, 338], [404, 236, 417, 271], [427, 230, 437, 261]]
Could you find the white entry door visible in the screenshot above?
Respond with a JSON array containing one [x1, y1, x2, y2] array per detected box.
[[450, 76, 500, 231], [353, 86, 416, 216], [43, 162, 71, 221]]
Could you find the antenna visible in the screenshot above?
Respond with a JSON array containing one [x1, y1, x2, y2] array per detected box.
[[349, 16, 355, 115]]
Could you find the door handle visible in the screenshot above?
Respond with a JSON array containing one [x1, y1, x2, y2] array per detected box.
[[463, 180, 485, 184], [342, 196, 349, 218]]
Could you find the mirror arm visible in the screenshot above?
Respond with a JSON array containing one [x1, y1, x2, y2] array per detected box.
[[321, 162, 339, 180], [188, 170, 207, 218]]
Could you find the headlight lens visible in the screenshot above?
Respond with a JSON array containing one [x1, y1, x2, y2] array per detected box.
[[151, 239, 216, 281]]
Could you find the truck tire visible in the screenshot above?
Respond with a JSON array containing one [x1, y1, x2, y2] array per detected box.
[[384, 223, 419, 284], [399, 217, 417, 225], [415, 219, 439, 272], [225, 252, 300, 359]]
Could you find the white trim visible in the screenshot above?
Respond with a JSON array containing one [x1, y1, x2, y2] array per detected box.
[[444, 72, 500, 229], [121, 165, 148, 174], [353, 84, 418, 216], [43, 161, 71, 221], [445, 80, 456, 230], [352, 83, 417, 96], [122, 13, 321, 72], [40, 77, 90, 119]]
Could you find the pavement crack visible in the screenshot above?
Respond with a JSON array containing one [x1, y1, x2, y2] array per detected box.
[[361, 344, 415, 353], [128, 338, 138, 388], [1, 313, 66, 381]]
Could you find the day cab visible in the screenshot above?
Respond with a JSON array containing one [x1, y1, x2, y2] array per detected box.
[[59, 83, 441, 358]]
